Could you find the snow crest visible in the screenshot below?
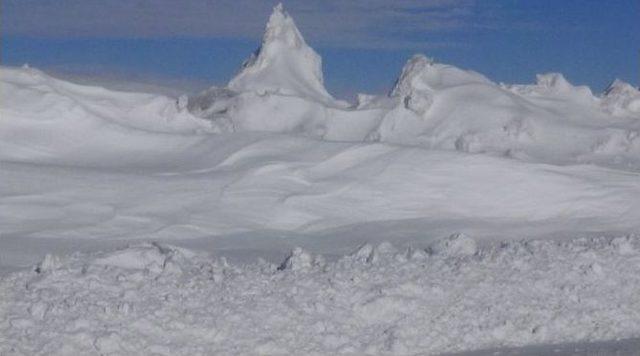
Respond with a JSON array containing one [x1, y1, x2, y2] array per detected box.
[[228, 4, 333, 102], [602, 79, 640, 117]]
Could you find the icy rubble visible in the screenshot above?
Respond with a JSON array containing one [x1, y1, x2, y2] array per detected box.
[[2, 235, 640, 355]]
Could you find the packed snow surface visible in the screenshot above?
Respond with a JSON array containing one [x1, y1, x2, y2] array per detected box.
[[2, 236, 640, 355], [2, 65, 640, 241], [2, 4, 640, 355]]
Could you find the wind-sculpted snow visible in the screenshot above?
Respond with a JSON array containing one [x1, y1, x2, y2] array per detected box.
[[2, 5, 640, 169], [2, 136, 640, 241], [0, 65, 211, 165], [2, 5, 640, 353], [192, 52, 640, 170], [228, 3, 335, 103], [186, 6, 640, 171], [1, 4, 640, 241], [2, 235, 640, 355], [602, 79, 640, 117]]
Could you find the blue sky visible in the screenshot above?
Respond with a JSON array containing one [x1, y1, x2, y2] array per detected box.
[[2, 0, 638, 99]]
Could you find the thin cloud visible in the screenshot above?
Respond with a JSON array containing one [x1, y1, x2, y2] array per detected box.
[[2, 0, 486, 49]]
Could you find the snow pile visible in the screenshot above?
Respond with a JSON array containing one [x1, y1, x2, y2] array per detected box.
[[183, 5, 640, 170], [2, 236, 640, 355], [601, 79, 640, 117]]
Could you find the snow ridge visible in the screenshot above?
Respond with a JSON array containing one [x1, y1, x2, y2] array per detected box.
[[181, 5, 640, 171]]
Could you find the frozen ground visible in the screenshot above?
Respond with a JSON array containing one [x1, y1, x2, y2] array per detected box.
[[2, 4, 640, 355]]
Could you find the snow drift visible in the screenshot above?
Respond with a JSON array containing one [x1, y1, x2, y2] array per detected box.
[[0, 65, 211, 166], [1, 4, 640, 241], [2, 4, 640, 355]]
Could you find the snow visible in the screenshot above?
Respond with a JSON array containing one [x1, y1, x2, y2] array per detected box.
[[2, 138, 639, 243], [0, 65, 211, 166], [190, 43, 640, 171], [602, 79, 640, 117], [2, 3, 640, 354], [228, 3, 334, 103], [2, 236, 640, 355]]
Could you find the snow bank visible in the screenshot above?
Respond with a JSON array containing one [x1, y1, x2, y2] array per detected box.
[[2, 235, 640, 355]]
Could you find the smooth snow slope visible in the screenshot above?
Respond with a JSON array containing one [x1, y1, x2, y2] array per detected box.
[[2, 134, 640, 242], [0, 65, 212, 166]]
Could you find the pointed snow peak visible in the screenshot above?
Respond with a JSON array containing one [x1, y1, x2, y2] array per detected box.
[[263, 3, 303, 47], [390, 54, 491, 97], [228, 4, 333, 102]]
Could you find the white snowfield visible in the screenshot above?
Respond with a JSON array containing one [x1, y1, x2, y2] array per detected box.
[[1, 4, 640, 355]]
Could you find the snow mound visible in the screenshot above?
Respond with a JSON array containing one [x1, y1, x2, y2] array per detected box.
[[387, 54, 490, 117], [601, 79, 640, 117], [0, 65, 213, 165], [391, 54, 491, 96], [2, 236, 640, 355], [228, 4, 333, 102], [378, 59, 640, 169]]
